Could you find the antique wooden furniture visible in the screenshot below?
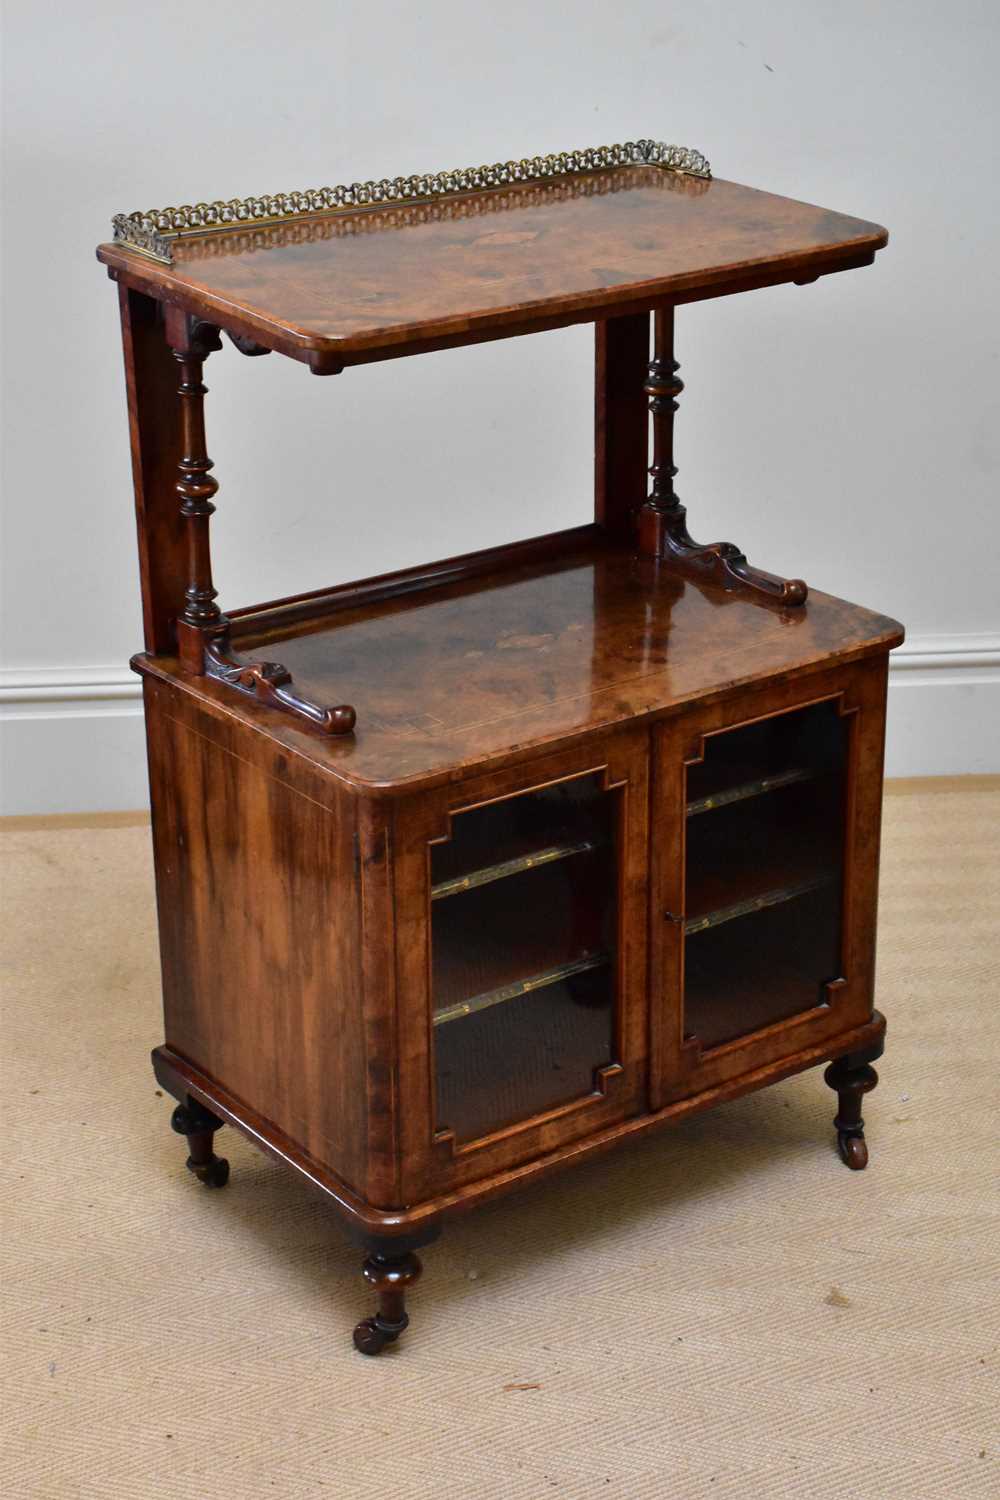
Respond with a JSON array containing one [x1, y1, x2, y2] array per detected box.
[[97, 140, 902, 1354]]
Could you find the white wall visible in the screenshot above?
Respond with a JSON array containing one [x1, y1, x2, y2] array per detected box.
[[2, 0, 998, 813]]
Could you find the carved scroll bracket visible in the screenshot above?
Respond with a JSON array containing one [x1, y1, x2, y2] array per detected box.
[[164, 308, 356, 735], [638, 307, 808, 607], [200, 628, 356, 734]]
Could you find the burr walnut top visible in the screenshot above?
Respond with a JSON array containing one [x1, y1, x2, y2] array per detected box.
[[98, 170, 887, 371], [133, 539, 904, 796]]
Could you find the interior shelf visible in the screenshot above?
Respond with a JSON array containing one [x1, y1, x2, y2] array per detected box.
[[684, 778, 842, 933], [685, 885, 842, 1048], [431, 852, 612, 1023], [434, 952, 610, 1026], [686, 765, 816, 817], [431, 776, 610, 900], [685, 872, 834, 935], [687, 704, 843, 795], [435, 970, 614, 1142], [432, 835, 604, 900]]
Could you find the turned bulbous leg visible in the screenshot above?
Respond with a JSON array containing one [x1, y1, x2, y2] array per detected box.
[[353, 1251, 422, 1355], [824, 1057, 879, 1170], [170, 1097, 229, 1187]]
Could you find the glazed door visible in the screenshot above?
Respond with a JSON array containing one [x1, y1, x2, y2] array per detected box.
[[395, 732, 649, 1200], [650, 660, 889, 1107]]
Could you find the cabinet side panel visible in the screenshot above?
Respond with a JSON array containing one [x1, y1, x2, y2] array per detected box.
[[144, 683, 367, 1194], [595, 312, 649, 538], [118, 286, 185, 655]]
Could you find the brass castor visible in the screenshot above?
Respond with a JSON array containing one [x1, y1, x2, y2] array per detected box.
[[837, 1131, 869, 1171], [187, 1152, 231, 1188], [170, 1100, 229, 1188], [352, 1313, 407, 1356], [824, 1058, 878, 1172], [353, 1251, 421, 1356]]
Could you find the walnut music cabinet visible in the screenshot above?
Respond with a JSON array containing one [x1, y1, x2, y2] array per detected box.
[[97, 139, 902, 1355]]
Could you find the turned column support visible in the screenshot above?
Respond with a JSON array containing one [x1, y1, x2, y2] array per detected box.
[[638, 306, 808, 606], [161, 306, 356, 734], [643, 306, 684, 516], [164, 310, 227, 671]]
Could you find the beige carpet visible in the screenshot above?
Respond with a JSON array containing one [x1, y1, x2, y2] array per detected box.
[[2, 783, 997, 1500]]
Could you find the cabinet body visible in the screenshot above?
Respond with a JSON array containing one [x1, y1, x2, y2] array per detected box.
[[102, 154, 900, 1349], [145, 647, 890, 1235]]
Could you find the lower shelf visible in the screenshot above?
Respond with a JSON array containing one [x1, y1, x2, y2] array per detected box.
[[434, 951, 610, 1026], [435, 969, 613, 1143], [431, 851, 610, 1020], [684, 885, 842, 1050]]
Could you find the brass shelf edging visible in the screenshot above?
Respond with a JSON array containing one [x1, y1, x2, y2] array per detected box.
[[685, 875, 835, 936], [431, 837, 605, 901], [686, 766, 817, 817], [110, 138, 711, 264], [433, 952, 611, 1027]]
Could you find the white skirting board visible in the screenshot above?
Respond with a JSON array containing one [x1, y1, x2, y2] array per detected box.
[[1, 639, 998, 815], [0, 670, 149, 816]]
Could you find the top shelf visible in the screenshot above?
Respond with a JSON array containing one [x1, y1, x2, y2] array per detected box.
[[97, 156, 887, 371]]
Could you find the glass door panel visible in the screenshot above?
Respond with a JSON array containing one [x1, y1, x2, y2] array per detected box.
[[431, 773, 617, 1143], [683, 700, 847, 1050]]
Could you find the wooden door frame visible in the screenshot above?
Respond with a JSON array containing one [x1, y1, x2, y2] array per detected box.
[[392, 729, 650, 1203], [649, 656, 890, 1110]]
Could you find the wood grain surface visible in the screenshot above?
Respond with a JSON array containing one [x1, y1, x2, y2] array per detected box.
[[98, 171, 887, 368], [135, 539, 903, 795]]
